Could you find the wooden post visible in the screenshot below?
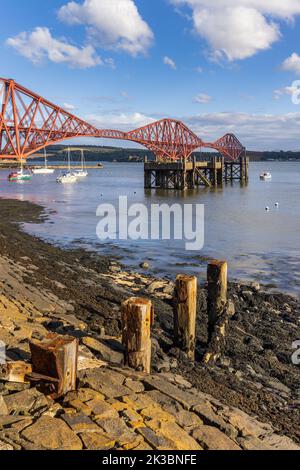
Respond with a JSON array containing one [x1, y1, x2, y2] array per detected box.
[[204, 260, 235, 365], [174, 275, 197, 360], [29, 333, 78, 398], [207, 260, 227, 340], [122, 297, 153, 374]]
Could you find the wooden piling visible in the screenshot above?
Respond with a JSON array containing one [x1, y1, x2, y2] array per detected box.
[[122, 297, 153, 373], [29, 333, 78, 398], [204, 260, 235, 365], [207, 260, 227, 341], [174, 275, 197, 360]]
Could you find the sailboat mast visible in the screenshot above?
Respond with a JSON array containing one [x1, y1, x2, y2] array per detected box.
[[68, 147, 71, 171]]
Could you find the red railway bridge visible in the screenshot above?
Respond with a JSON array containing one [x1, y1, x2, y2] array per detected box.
[[0, 78, 245, 163]]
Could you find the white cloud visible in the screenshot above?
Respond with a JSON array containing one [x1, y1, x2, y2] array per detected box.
[[193, 93, 211, 104], [63, 102, 76, 111], [273, 85, 298, 100], [86, 111, 155, 131], [281, 53, 300, 74], [58, 0, 153, 56], [170, 1, 300, 61], [163, 56, 177, 70], [6, 27, 103, 68], [184, 111, 300, 150]]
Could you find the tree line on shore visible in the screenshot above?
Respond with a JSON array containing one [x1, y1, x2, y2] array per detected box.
[[28, 145, 300, 163]]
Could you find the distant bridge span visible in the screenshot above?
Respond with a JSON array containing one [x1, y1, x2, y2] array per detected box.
[[0, 78, 245, 162]]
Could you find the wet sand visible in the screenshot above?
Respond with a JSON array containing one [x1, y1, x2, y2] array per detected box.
[[0, 198, 299, 443]]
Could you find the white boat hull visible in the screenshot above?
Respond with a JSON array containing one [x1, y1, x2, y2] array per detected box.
[[56, 175, 77, 184], [74, 171, 88, 178], [32, 168, 55, 174]]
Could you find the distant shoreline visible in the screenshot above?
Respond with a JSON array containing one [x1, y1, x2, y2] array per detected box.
[[1, 159, 300, 170]]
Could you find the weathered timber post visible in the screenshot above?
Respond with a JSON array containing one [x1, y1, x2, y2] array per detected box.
[[144, 169, 151, 188], [174, 275, 197, 360], [122, 297, 153, 373], [207, 260, 227, 340], [240, 156, 244, 181], [204, 260, 235, 364], [29, 333, 78, 398], [217, 157, 224, 187]]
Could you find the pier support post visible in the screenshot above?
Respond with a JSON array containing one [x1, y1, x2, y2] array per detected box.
[[122, 297, 153, 373], [206, 260, 227, 341], [211, 157, 218, 188], [217, 157, 224, 187], [173, 275, 197, 360], [204, 260, 235, 364], [29, 333, 78, 398], [144, 170, 152, 188]]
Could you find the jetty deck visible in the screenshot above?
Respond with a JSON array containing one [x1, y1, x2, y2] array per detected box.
[[144, 156, 249, 190]]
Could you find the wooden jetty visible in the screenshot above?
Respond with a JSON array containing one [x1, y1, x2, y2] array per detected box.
[[144, 156, 249, 190]]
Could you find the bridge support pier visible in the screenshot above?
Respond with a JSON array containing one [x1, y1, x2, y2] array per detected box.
[[144, 156, 249, 190]]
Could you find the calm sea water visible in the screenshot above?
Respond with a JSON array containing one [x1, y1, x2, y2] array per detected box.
[[0, 162, 299, 295]]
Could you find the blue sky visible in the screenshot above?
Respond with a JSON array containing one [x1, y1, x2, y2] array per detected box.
[[2, 0, 300, 150]]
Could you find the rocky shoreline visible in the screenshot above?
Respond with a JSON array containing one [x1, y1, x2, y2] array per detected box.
[[0, 198, 299, 450]]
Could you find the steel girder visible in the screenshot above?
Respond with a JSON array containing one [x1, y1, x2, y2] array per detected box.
[[0, 78, 244, 161]]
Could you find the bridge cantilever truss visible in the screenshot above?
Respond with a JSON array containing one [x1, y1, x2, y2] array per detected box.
[[0, 78, 245, 162]]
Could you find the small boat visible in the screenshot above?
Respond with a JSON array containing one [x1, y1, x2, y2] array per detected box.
[[56, 172, 77, 184], [56, 148, 77, 184], [73, 149, 88, 178], [8, 159, 32, 181], [32, 148, 55, 174], [260, 172, 272, 181]]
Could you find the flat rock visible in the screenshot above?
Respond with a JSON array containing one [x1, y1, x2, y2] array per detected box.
[[96, 416, 142, 449], [219, 408, 273, 439], [82, 337, 124, 364], [87, 398, 119, 420], [137, 426, 174, 450], [80, 368, 131, 398], [261, 434, 300, 450], [141, 406, 176, 423], [238, 436, 273, 451], [0, 440, 14, 450], [124, 378, 144, 393], [142, 376, 201, 410], [190, 402, 237, 440], [145, 390, 183, 415], [122, 393, 159, 411], [176, 410, 204, 430], [61, 412, 99, 433], [21, 416, 83, 450], [192, 425, 241, 450], [147, 420, 202, 450], [3, 388, 49, 416], [79, 431, 115, 450]]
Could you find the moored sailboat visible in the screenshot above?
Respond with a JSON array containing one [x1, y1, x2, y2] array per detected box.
[[56, 147, 77, 184], [32, 148, 55, 174], [8, 158, 32, 182], [73, 149, 88, 178]]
